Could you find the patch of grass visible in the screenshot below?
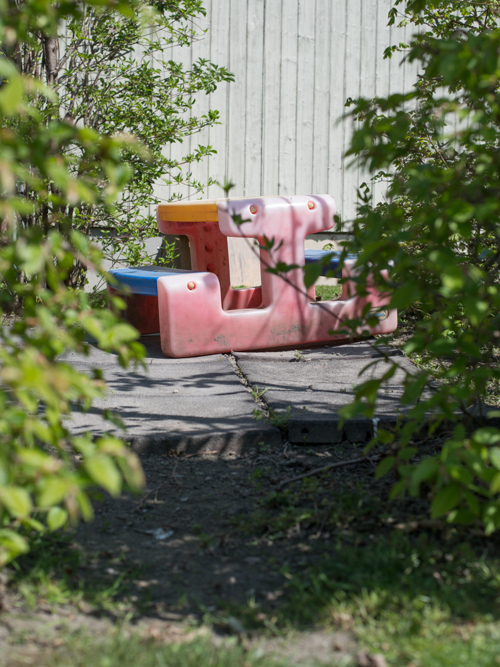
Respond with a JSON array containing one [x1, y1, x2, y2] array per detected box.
[[8, 533, 141, 614], [9, 452, 500, 667], [315, 284, 342, 301], [281, 532, 500, 666], [233, 474, 500, 666], [234, 476, 376, 541], [32, 635, 287, 667]]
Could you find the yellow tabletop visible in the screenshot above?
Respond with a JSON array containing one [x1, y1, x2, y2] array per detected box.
[[157, 200, 221, 223]]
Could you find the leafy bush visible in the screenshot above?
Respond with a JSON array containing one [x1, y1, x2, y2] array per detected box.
[[341, 0, 500, 532], [0, 0, 234, 566], [0, 0, 159, 566], [14, 0, 234, 288]]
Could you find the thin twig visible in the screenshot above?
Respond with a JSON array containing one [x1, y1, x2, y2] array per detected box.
[[276, 455, 382, 490], [136, 480, 167, 509], [171, 460, 182, 486]]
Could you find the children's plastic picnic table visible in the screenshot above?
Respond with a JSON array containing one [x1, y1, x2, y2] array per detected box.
[[108, 195, 397, 358]]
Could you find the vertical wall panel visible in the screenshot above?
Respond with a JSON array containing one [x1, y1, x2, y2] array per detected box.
[[225, 2, 248, 196], [187, 3, 211, 198], [168, 14, 199, 198], [376, 0, 392, 99], [153, 0, 416, 220], [357, 0, 379, 209], [295, 0, 316, 194], [244, 0, 265, 197], [150, 24, 174, 210], [261, 0, 282, 195], [205, 0, 230, 199], [342, 0, 362, 223], [278, 1, 299, 195], [327, 0, 347, 226], [388, 7, 406, 96], [312, 0, 332, 195]]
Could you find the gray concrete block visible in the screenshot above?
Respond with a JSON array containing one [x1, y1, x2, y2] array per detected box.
[[287, 415, 406, 444], [288, 415, 344, 444]]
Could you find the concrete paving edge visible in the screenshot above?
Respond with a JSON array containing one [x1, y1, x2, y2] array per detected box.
[[288, 414, 500, 444], [287, 415, 394, 444], [126, 426, 283, 457]]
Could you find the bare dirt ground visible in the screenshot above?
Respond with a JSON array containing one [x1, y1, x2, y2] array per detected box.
[[0, 440, 390, 666]]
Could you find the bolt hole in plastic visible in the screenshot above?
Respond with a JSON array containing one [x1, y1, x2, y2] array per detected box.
[[250, 205, 258, 214], [187, 282, 196, 290], [308, 201, 316, 210]]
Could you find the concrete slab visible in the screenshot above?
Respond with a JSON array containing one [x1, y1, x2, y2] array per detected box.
[[62, 336, 281, 455], [62, 336, 426, 449], [234, 342, 418, 444]]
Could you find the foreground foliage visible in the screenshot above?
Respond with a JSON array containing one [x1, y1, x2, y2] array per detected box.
[[13, 0, 233, 287], [0, 0, 181, 565], [339, 0, 500, 532]]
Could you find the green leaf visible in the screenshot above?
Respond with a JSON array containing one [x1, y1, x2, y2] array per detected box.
[[17, 449, 52, 469], [431, 484, 461, 518], [76, 491, 94, 522], [389, 478, 406, 500], [490, 473, 500, 494], [390, 283, 420, 310], [116, 454, 146, 490], [0, 486, 32, 517], [37, 478, 69, 508], [356, 379, 383, 404], [399, 446, 418, 461], [20, 517, 45, 532], [303, 263, 323, 289], [375, 456, 395, 480], [96, 435, 126, 456], [448, 508, 476, 525], [84, 456, 122, 496], [490, 448, 500, 471], [464, 489, 479, 516], [447, 464, 473, 486], [0, 529, 29, 567], [474, 428, 500, 447], [0, 76, 24, 116], [47, 507, 68, 531]]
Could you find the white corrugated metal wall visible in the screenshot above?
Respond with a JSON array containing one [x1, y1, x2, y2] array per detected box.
[[154, 0, 418, 226]]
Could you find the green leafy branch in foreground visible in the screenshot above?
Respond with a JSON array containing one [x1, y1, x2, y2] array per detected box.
[[14, 0, 234, 289], [0, 0, 149, 566], [340, 0, 500, 532]]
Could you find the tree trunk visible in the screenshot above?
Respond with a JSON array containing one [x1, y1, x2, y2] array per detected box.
[[42, 37, 58, 85]]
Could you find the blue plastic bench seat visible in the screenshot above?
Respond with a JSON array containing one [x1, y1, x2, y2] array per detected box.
[[304, 250, 357, 276], [108, 252, 357, 297], [108, 267, 195, 296]]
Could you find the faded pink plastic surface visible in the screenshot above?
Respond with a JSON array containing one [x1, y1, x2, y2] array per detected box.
[[156, 211, 238, 310], [157, 195, 397, 358]]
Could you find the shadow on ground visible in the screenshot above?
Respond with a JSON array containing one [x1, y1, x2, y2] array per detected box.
[[3, 440, 500, 666]]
